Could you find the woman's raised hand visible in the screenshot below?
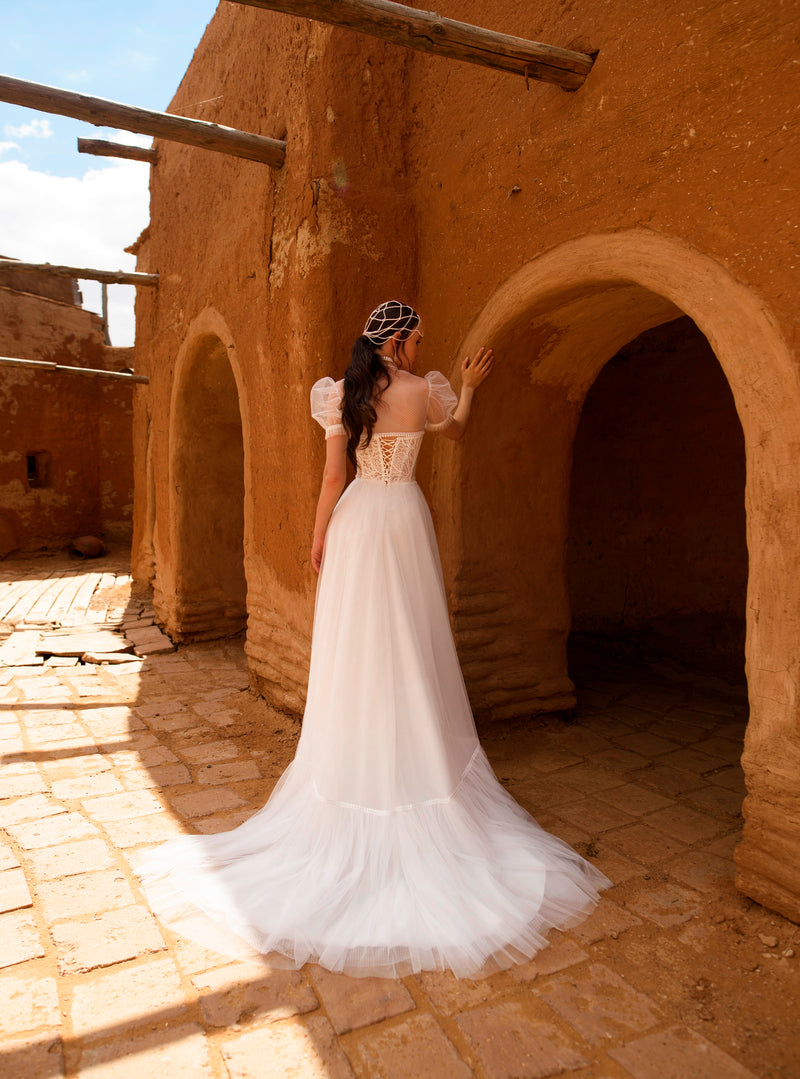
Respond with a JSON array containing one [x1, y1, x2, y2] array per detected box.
[[461, 347, 494, 389]]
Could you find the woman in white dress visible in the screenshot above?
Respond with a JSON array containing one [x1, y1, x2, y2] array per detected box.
[[137, 301, 610, 979]]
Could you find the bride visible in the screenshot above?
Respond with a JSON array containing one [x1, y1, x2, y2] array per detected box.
[[137, 300, 609, 979]]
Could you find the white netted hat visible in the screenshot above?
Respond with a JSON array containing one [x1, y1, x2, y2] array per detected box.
[[362, 300, 419, 345]]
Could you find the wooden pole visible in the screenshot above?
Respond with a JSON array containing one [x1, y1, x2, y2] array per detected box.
[[0, 356, 148, 384], [231, 0, 594, 88], [100, 283, 110, 345], [77, 138, 157, 164], [0, 74, 286, 167], [0, 260, 158, 287]]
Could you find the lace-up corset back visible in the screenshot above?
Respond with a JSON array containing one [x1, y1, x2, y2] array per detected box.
[[357, 431, 424, 484]]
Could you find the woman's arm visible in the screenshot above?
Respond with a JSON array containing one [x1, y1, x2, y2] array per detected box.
[[311, 432, 347, 573], [440, 347, 494, 441]]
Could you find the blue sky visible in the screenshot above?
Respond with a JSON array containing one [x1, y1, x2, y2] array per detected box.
[[0, 1, 219, 344]]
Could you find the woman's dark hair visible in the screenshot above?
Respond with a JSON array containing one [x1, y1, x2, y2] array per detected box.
[[341, 302, 419, 470]]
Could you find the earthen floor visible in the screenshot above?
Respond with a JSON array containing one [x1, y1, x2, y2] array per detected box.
[[1, 555, 798, 1079]]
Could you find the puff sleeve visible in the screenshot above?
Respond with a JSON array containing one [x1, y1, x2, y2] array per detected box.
[[424, 371, 458, 432], [310, 377, 345, 439]]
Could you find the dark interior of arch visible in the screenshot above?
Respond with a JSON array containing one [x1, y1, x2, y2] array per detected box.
[[174, 335, 247, 636], [568, 316, 746, 680]]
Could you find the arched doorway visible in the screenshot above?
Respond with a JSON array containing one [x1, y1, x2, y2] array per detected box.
[[430, 230, 800, 923], [167, 318, 248, 641], [568, 316, 747, 680]]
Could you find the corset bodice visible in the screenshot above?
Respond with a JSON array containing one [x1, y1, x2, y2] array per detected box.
[[356, 431, 424, 484]]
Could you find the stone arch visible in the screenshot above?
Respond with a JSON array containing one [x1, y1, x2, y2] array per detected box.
[[166, 307, 252, 641], [430, 229, 800, 921]]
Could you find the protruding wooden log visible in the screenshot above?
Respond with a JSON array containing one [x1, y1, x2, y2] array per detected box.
[[77, 138, 157, 164], [0, 356, 148, 383], [0, 74, 286, 167], [0, 260, 157, 287], [232, 0, 595, 88]]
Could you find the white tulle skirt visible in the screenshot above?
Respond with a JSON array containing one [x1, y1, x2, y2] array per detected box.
[[136, 476, 610, 978]]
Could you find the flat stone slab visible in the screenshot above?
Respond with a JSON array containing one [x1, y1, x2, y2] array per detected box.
[[36, 631, 132, 657], [133, 639, 176, 656], [82, 651, 139, 664]]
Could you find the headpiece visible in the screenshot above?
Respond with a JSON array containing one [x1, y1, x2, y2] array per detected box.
[[362, 300, 419, 345]]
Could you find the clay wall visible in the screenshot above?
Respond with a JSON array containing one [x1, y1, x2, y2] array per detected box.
[[0, 276, 134, 556]]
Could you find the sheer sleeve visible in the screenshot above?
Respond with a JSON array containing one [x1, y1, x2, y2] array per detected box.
[[424, 371, 458, 432], [310, 377, 345, 439]]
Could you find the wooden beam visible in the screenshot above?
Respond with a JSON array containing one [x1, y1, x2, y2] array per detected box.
[[0, 260, 157, 287], [77, 138, 157, 164], [0, 74, 286, 167], [0, 356, 148, 384], [231, 0, 594, 89]]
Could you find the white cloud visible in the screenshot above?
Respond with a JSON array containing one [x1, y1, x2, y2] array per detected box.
[[63, 69, 90, 84], [0, 158, 150, 346], [0, 141, 19, 157], [3, 118, 53, 139]]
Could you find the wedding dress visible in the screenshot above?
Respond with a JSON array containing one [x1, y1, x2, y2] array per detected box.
[[136, 364, 610, 978]]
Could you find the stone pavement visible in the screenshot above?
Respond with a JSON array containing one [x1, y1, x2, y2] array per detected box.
[[1, 556, 798, 1078]]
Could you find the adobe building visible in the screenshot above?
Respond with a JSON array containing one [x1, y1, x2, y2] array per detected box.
[[130, 2, 800, 923], [0, 260, 135, 556]]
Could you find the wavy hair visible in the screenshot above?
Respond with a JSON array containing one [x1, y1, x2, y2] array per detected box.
[[341, 302, 419, 470]]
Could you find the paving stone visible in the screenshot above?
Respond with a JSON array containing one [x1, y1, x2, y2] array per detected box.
[[203, 709, 241, 727], [122, 763, 192, 789], [706, 765, 746, 793], [0, 910, 45, 968], [568, 899, 643, 944], [539, 963, 662, 1045], [594, 783, 675, 816], [39, 869, 135, 922], [134, 700, 188, 719], [682, 784, 744, 817], [509, 934, 589, 982], [632, 765, 708, 797], [51, 904, 166, 973], [602, 823, 688, 864], [0, 772, 47, 799], [170, 787, 247, 819], [456, 1001, 589, 1078], [178, 739, 241, 764], [0, 972, 59, 1035], [220, 1015, 355, 1079], [553, 798, 636, 834], [69, 957, 187, 1039], [591, 747, 651, 771], [80, 789, 165, 822], [528, 748, 584, 773], [195, 760, 261, 785], [50, 772, 124, 800], [609, 1024, 758, 1078], [78, 1023, 214, 1078], [589, 847, 644, 885], [37, 631, 131, 656], [108, 744, 178, 769], [0, 844, 20, 871], [614, 732, 682, 757], [550, 763, 623, 795], [192, 810, 257, 833], [146, 710, 199, 731], [171, 936, 235, 976], [194, 961, 318, 1027], [134, 638, 175, 657], [103, 813, 185, 847], [656, 747, 727, 775], [6, 812, 97, 849], [625, 883, 704, 927], [309, 965, 413, 1034], [0, 868, 33, 913], [349, 1012, 470, 1079], [645, 805, 722, 844], [25, 837, 117, 880], [414, 968, 512, 1015], [26, 723, 87, 745], [0, 1033, 64, 1079], [663, 849, 736, 892], [693, 737, 743, 762], [0, 794, 65, 827]]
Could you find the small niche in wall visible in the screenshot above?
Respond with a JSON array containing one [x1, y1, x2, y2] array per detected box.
[[26, 451, 51, 489]]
